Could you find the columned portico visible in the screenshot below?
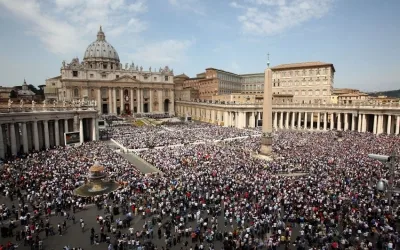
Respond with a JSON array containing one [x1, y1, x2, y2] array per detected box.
[[174, 101, 400, 133]]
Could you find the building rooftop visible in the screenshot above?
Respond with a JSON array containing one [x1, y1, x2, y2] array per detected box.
[[205, 68, 241, 76], [271, 61, 335, 72]]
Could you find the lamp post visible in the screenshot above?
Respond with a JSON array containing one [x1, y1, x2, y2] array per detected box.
[[368, 148, 398, 207]]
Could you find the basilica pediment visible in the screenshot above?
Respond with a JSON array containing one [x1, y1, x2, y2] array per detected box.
[[111, 75, 141, 83]]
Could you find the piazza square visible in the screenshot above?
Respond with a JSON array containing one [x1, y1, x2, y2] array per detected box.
[[1, 1, 400, 250]]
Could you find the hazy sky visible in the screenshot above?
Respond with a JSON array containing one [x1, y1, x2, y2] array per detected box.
[[0, 0, 398, 91]]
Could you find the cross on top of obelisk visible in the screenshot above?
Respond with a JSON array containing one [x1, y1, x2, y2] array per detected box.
[[267, 53, 270, 68]]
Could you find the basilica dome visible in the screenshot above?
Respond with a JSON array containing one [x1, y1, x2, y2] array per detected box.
[[83, 26, 120, 64]]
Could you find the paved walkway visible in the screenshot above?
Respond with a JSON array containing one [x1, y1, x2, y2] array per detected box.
[[118, 152, 162, 175]]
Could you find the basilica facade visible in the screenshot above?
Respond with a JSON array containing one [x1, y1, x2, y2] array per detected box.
[[44, 27, 175, 115]]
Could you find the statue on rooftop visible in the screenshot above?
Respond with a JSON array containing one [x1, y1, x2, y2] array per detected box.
[[20, 99, 24, 108], [8, 99, 13, 109], [31, 100, 36, 109]]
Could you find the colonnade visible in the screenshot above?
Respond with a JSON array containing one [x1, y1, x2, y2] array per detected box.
[[93, 87, 174, 115], [175, 102, 400, 135], [270, 111, 400, 135], [0, 111, 98, 159]]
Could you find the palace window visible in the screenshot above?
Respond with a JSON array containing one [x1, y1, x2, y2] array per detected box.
[[73, 88, 79, 97], [90, 74, 94, 78], [154, 77, 157, 81], [73, 71, 78, 77], [103, 63, 107, 69], [133, 76, 136, 79], [102, 74, 106, 79], [116, 75, 119, 78], [144, 75, 148, 80], [165, 76, 169, 81]]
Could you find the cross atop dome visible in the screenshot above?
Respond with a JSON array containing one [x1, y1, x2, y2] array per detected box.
[[97, 25, 106, 41]]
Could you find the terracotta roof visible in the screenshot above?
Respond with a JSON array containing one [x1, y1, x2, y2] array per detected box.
[[205, 68, 241, 76], [47, 75, 61, 80], [271, 62, 335, 72], [175, 73, 189, 78], [338, 93, 369, 97]]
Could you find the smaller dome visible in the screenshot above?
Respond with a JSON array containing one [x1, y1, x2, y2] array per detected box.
[[83, 26, 120, 63]]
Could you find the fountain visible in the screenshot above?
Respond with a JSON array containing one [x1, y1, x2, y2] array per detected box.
[[73, 161, 119, 197]]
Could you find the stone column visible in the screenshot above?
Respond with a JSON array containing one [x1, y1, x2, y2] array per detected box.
[[170, 91, 175, 115], [108, 88, 113, 114], [273, 112, 278, 130], [43, 120, 50, 149], [158, 90, 164, 113], [113, 88, 117, 114], [395, 116, 400, 135], [15, 123, 20, 152], [362, 114, 367, 132], [22, 122, 29, 153], [224, 111, 229, 127], [54, 120, 60, 146], [97, 88, 102, 114], [357, 114, 362, 132], [344, 113, 349, 131], [378, 115, 383, 134], [310, 112, 314, 130], [149, 90, 153, 113], [297, 112, 302, 128], [73, 115, 79, 131], [317, 113, 320, 130], [323, 113, 327, 130], [130, 89, 134, 112], [120, 88, 124, 113], [285, 112, 289, 129], [10, 123, 17, 155], [337, 113, 342, 131], [0, 125, 4, 159], [33, 121, 39, 151], [330, 113, 334, 130], [79, 119, 84, 144], [249, 112, 256, 128], [387, 115, 391, 134], [304, 112, 308, 130], [92, 118, 97, 141], [279, 112, 283, 129], [373, 115, 377, 134], [64, 119, 69, 134], [291, 112, 296, 129]]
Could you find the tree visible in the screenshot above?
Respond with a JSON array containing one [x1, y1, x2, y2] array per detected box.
[[9, 90, 17, 98]]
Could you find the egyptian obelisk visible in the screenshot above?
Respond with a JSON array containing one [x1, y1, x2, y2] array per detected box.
[[260, 55, 273, 155]]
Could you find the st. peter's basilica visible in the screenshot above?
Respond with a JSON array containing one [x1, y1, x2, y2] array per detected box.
[[44, 26, 175, 115]]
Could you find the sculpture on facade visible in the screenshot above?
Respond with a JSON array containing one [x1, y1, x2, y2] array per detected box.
[[42, 99, 47, 108], [149, 66, 151, 72], [20, 99, 24, 108], [94, 100, 97, 107], [159, 67, 162, 73], [53, 99, 58, 107], [125, 63, 128, 70], [140, 66, 143, 71], [135, 66, 138, 71], [8, 99, 13, 109], [62, 60, 66, 68], [31, 100, 36, 109], [63, 99, 67, 108]]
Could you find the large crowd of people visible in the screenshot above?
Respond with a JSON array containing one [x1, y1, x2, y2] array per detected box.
[[1, 121, 400, 250], [109, 124, 260, 149]]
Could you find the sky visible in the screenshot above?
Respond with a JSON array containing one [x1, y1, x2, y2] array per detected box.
[[0, 0, 399, 92]]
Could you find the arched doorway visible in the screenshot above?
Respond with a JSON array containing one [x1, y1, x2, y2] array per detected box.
[[164, 99, 170, 113], [143, 103, 149, 113]]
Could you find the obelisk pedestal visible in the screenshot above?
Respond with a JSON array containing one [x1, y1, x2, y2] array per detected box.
[[260, 66, 273, 156]]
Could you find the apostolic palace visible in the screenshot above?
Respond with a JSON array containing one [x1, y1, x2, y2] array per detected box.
[[0, 26, 399, 159]]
